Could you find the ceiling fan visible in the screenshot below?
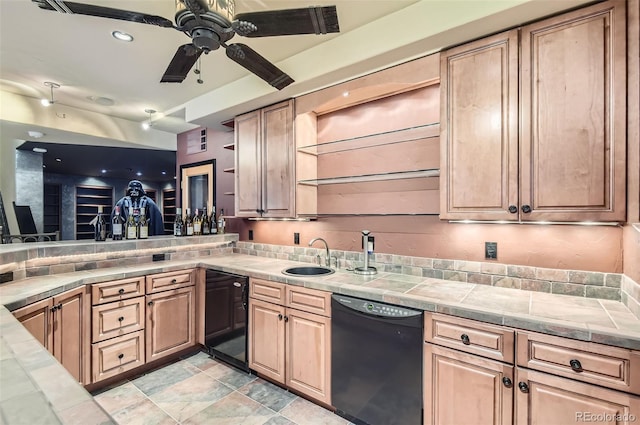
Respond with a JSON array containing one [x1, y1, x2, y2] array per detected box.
[[32, 0, 340, 90]]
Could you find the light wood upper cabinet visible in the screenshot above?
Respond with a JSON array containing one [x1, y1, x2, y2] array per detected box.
[[441, 0, 626, 222], [13, 286, 90, 385], [235, 100, 295, 218], [440, 30, 519, 221]]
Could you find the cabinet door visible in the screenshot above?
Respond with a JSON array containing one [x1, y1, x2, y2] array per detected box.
[[440, 30, 519, 221], [515, 368, 639, 425], [13, 298, 53, 353], [248, 298, 286, 384], [146, 286, 196, 362], [261, 100, 294, 218], [520, 0, 626, 221], [235, 109, 262, 217], [285, 308, 331, 405], [53, 286, 90, 385], [424, 344, 514, 425]]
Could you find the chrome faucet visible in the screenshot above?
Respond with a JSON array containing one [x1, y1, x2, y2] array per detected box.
[[309, 237, 331, 267]]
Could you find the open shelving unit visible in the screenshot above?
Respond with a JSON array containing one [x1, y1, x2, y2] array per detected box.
[[162, 188, 176, 234], [75, 185, 113, 240], [43, 183, 61, 234]]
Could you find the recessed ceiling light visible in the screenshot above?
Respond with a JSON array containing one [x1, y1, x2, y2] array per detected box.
[[33, 147, 47, 153], [88, 95, 115, 106], [101, 169, 107, 173], [28, 130, 45, 138], [136, 171, 142, 176], [55, 158, 61, 162], [112, 30, 133, 42], [161, 171, 167, 175]]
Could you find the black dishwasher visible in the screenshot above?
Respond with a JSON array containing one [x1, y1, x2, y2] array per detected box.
[[332, 294, 423, 425], [204, 269, 249, 371]]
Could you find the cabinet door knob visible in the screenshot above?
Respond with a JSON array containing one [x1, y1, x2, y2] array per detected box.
[[569, 359, 583, 372], [118, 316, 124, 322], [508, 205, 518, 214], [148, 301, 154, 306], [518, 382, 529, 393], [502, 377, 513, 388], [278, 314, 283, 320], [521, 204, 532, 213], [118, 353, 124, 359], [460, 334, 471, 345], [118, 288, 125, 294], [171, 279, 177, 284], [50, 305, 58, 312], [284, 315, 289, 322]]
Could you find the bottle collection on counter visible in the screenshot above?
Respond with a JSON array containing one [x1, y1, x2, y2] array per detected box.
[[173, 206, 225, 237]]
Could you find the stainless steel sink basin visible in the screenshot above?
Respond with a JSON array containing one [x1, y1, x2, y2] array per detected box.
[[282, 266, 335, 276]]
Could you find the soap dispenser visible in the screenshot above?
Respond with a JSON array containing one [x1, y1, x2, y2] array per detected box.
[[354, 230, 377, 275]]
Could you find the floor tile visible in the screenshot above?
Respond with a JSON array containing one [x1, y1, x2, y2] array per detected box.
[[202, 360, 257, 389], [131, 360, 200, 396], [237, 379, 297, 412], [182, 391, 274, 425], [280, 398, 350, 425], [149, 371, 234, 422], [109, 398, 177, 425], [93, 382, 147, 415], [181, 351, 219, 372], [263, 415, 297, 425]]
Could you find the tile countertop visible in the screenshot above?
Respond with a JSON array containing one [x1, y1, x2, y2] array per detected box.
[[1, 252, 639, 424]]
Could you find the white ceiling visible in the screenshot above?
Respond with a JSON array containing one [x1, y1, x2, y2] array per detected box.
[[0, 0, 594, 149]]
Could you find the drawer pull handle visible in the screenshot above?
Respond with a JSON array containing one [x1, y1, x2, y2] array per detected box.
[[460, 334, 471, 345], [518, 382, 529, 393], [118, 353, 124, 360], [171, 279, 177, 284], [502, 377, 513, 388], [569, 359, 583, 372], [118, 288, 125, 294], [278, 314, 283, 321], [118, 316, 124, 322]]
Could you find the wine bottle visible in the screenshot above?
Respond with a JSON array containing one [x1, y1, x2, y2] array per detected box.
[[126, 206, 137, 239], [217, 208, 225, 234], [202, 206, 210, 235], [193, 208, 202, 235], [174, 207, 183, 237], [94, 206, 106, 241], [185, 208, 194, 236], [112, 205, 124, 240], [138, 207, 149, 239], [210, 206, 218, 234]]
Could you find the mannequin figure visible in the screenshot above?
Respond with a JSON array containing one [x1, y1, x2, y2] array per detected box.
[[112, 180, 164, 236]]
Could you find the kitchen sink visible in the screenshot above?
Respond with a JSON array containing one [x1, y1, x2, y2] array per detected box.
[[282, 266, 335, 276]]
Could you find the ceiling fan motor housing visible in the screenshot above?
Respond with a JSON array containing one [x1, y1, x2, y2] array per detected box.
[[191, 28, 221, 52]]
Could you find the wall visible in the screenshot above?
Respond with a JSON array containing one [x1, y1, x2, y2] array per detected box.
[[176, 126, 235, 217], [15, 150, 43, 233]]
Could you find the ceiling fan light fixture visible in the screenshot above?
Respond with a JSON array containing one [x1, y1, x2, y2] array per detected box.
[[112, 30, 134, 42]]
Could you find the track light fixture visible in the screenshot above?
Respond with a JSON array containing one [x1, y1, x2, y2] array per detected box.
[[41, 81, 60, 107], [142, 108, 156, 130]]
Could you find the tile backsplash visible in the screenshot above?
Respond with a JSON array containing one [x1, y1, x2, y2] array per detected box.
[[235, 242, 640, 312]]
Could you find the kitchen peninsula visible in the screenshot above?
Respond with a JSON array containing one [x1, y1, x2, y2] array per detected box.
[[0, 234, 638, 424]]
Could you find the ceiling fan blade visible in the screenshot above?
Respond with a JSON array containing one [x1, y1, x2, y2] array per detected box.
[[233, 6, 339, 37], [161, 44, 203, 83], [225, 43, 294, 90], [31, 0, 174, 28]]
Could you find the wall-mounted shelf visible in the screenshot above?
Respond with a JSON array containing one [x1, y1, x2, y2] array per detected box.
[[223, 167, 235, 173], [298, 169, 440, 186], [223, 192, 235, 196], [223, 143, 235, 150], [298, 123, 439, 156]]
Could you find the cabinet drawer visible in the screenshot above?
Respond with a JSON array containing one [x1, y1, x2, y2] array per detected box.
[[286, 285, 331, 317], [92, 277, 145, 305], [92, 297, 145, 343], [91, 330, 145, 383], [516, 331, 640, 394], [146, 269, 195, 293], [250, 278, 286, 305], [425, 313, 514, 363]]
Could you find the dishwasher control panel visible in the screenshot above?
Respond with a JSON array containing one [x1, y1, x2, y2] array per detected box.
[[333, 295, 422, 318]]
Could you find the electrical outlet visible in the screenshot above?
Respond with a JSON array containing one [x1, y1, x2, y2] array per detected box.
[[248, 230, 254, 240], [294, 232, 300, 244], [485, 242, 498, 259]]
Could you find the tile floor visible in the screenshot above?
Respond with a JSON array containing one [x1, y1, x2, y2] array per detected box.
[[92, 351, 351, 425]]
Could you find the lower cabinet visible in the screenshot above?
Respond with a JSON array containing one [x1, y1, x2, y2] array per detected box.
[[248, 278, 331, 405], [424, 313, 640, 425], [13, 285, 90, 385], [145, 285, 196, 362]]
